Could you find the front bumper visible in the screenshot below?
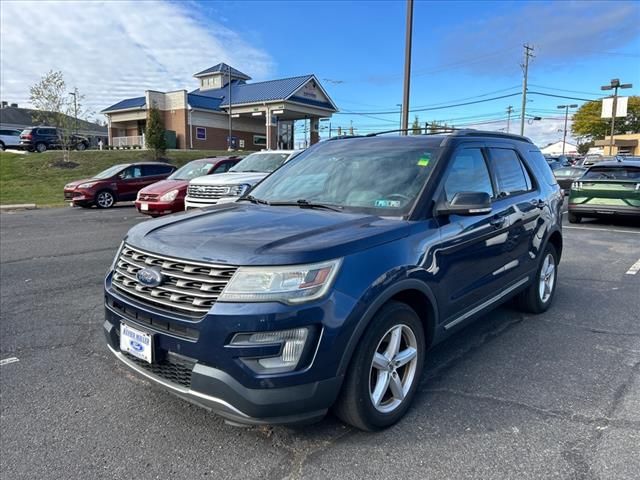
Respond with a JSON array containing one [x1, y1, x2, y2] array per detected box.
[[135, 200, 182, 216], [184, 197, 237, 210], [104, 319, 341, 425], [64, 189, 95, 205]]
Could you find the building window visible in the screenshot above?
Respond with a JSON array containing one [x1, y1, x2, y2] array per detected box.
[[196, 127, 206, 140], [253, 135, 266, 146]]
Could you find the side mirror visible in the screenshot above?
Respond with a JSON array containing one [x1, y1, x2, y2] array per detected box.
[[436, 191, 492, 216]]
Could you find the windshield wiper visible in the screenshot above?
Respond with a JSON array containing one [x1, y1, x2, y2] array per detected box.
[[239, 194, 270, 205], [269, 199, 343, 212]]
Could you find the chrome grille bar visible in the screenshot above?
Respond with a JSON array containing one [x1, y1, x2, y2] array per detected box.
[[187, 184, 244, 199], [111, 244, 236, 317]]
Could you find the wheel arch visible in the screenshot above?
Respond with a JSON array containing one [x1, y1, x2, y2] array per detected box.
[[546, 227, 563, 262], [336, 279, 438, 377]]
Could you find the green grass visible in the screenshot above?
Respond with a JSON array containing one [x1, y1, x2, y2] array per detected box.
[[0, 149, 235, 206]]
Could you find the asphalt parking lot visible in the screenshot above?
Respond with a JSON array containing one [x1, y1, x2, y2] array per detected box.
[[1, 205, 639, 480]]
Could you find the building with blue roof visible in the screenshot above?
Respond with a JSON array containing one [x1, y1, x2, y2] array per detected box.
[[102, 63, 337, 150]]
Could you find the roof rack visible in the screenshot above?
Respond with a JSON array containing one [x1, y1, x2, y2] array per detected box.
[[351, 127, 534, 144]]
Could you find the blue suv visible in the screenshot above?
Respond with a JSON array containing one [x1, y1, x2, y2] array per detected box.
[[104, 131, 563, 431]]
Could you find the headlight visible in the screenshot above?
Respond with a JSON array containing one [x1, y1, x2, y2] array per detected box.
[[77, 182, 97, 189], [219, 259, 342, 304], [228, 184, 250, 197], [160, 189, 179, 202]]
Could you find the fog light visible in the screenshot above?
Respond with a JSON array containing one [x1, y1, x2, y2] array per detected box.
[[231, 327, 309, 372]]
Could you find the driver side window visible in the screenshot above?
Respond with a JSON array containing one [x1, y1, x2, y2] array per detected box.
[[121, 166, 142, 179], [444, 148, 494, 202]]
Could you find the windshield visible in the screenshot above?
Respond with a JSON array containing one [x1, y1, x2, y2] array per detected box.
[[583, 166, 640, 181], [169, 160, 216, 180], [93, 164, 128, 179], [250, 139, 441, 216], [229, 152, 289, 173]]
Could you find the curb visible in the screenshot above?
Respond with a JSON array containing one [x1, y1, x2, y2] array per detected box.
[[0, 204, 37, 211]]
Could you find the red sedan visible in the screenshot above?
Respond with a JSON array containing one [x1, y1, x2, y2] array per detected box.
[[135, 156, 241, 216]]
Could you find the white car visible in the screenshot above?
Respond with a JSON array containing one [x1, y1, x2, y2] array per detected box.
[[0, 129, 23, 150], [184, 150, 302, 209]]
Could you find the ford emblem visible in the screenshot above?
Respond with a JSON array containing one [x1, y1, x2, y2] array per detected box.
[[136, 266, 164, 287], [130, 340, 144, 352]]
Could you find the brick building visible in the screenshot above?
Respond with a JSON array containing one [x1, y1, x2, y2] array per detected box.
[[102, 63, 338, 151]]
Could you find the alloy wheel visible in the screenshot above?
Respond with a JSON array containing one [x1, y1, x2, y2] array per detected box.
[[97, 192, 114, 208], [369, 324, 419, 414], [538, 253, 556, 303]]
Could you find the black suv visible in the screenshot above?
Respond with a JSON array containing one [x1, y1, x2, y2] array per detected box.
[[20, 127, 90, 153], [104, 130, 563, 430]]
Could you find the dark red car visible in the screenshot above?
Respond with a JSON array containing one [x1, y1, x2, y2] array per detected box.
[[64, 162, 176, 209], [135, 156, 241, 216]]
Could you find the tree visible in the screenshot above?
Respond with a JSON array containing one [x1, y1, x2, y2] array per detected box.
[[29, 70, 91, 160], [411, 115, 421, 135], [146, 103, 166, 160], [576, 141, 594, 155], [571, 96, 640, 142]]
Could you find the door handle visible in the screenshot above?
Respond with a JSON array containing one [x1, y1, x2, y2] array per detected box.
[[489, 216, 506, 228]]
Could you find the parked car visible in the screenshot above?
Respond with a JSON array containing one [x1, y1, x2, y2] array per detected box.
[[20, 127, 90, 153], [0, 128, 22, 150], [553, 166, 587, 193], [184, 150, 302, 209], [568, 160, 640, 223], [64, 162, 176, 209], [104, 131, 563, 430], [135, 156, 242, 216], [544, 154, 570, 169]]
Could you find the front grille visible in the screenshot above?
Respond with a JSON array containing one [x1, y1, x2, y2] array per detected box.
[[122, 351, 194, 388], [111, 244, 237, 317], [138, 193, 159, 201], [187, 184, 244, 200]]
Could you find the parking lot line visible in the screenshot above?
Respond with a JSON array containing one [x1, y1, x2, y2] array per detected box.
[[564, 226, 640, 234], [626, 258, 640, 275], [0, 357, 19, 366]]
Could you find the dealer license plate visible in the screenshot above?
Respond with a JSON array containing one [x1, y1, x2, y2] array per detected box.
[[140, 202, 149, 211], [120, 323, 153, 363]]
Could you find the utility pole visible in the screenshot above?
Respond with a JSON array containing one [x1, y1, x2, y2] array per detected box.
[[227, 65, 233, 151], [69, 89, 78, 135], [600, 78, 633, 155], [401, 0, 414, 136], [519, 44, 534, 136], [557, 104, 578, 155], [349, 120, 354, 136], [506, 105, 513, 133]]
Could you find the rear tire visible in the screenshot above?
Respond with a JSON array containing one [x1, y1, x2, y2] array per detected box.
[[76, 142, 87, 151], [568, 212, 581, 224], [36, 142, 47, 153], [0, 141, 5, 151], [95, 190, 115, 209], [516, 243, 558, 314], [333, 301, 425, 431]]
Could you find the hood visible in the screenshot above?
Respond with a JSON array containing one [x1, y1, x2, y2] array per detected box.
[[189, 172, 268, 187], [125, 203, 411, 266], [139, 179, 188, 195], [65, 178, 101, 189]]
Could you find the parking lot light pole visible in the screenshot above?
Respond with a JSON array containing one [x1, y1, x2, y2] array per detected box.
[[601, 79, 633, 155], [401, 0, 413, 136], [557, 104, 578, 155]]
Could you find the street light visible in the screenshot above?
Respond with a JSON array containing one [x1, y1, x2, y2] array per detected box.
[[557, 104, 578, 155], [600, 78, 633, 154]]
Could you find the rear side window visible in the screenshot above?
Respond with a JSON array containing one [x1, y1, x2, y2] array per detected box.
[[143, 164, 174, 176], [528, 150, 557, 186], [38, 128, 56, 135], [443, 148, 494, 201], [488, 148, 533, 196], [583, 167, 640, 180]]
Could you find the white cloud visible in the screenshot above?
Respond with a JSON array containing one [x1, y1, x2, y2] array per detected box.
[[462, 118, 574, 147], [0, 0, 274, 118]]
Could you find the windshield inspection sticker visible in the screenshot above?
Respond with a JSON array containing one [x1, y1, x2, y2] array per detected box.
[[417, 153, 431, 167], [375, 199, 401, 208]]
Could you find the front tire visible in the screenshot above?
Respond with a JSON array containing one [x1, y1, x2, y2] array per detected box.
[[0, 141, 5, 151], [333, 301, 425, 431], [95, 190, 115, 209], [516, 243, 558, 314], [568, 212, 581, 224], [36, 142, 47, 153], [76, 142, 87, 151]]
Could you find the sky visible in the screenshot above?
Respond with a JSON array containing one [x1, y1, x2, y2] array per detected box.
[[1, 0, 639, 146]]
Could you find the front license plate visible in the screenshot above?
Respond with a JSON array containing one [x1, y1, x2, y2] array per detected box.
[[140, 202, 149, 211], [120, 323, 153, 363]]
